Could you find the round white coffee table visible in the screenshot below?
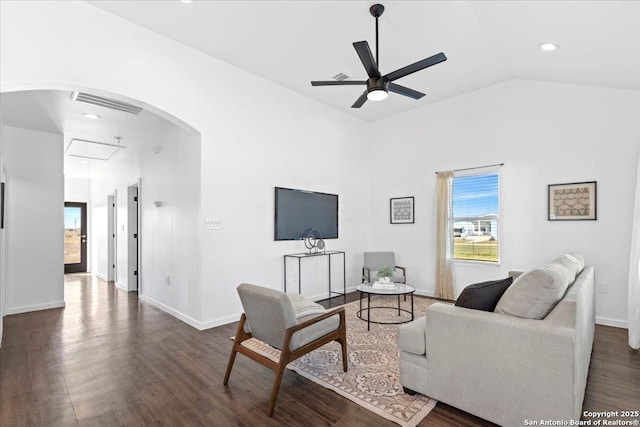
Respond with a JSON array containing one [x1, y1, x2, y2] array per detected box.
[[355, 283, 416, 331]]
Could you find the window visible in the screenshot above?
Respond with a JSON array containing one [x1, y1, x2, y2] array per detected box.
[[452, 173, 499, 262]]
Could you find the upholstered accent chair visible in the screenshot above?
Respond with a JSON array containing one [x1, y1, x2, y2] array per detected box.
[[223, 283, 347, 416], [363, 251, 406, 283]]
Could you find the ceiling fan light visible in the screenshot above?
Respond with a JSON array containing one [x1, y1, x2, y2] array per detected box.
[[540, 42, 559, 51], [367, 89, 388, 101]]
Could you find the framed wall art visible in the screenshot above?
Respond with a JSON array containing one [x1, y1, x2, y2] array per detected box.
[[548, 181, 596, 221], [390, 196, 414, 224]]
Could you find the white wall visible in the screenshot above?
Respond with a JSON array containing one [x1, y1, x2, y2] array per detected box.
[[65, 176, 90, 202], [2, 126, 64, 314], [198, 103, 370, 327], [367, 80, 640, 327], [137, 125, 201, 324]]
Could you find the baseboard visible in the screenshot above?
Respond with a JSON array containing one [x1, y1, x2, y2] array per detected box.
[[596, 316, 628, 329], [198, 314, 244, 331], [95, 271, 108, 281], [5, 301, 65, 315], [305, 285, 358, 302], [414, 289, 437, 298], [139, 295, 206, 330], [0, 320, 3, 349], [115, 282, 128, 292]]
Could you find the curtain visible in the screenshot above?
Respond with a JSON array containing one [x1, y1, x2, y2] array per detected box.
[[628, 158, 640, 349], [436, 171, 455, 300]]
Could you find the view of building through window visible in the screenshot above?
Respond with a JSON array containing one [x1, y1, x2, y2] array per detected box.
[[452, 173, 499, 262]]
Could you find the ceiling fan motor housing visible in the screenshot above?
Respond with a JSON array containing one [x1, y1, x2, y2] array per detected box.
[[367, 77, 388, 94]]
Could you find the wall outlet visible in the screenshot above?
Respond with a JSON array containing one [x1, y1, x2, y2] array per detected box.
[[597, 281, 608, 294]]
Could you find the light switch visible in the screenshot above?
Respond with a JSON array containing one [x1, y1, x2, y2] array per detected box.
[[205, 218, 222, 230]]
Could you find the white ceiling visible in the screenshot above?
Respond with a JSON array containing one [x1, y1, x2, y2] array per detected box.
[[89, 0, 640, 122]]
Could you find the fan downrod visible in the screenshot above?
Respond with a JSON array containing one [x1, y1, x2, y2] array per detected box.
[[369, 4, 385, 18]]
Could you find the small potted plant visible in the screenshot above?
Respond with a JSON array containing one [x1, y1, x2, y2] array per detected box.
[[377, 266, 393, 284]]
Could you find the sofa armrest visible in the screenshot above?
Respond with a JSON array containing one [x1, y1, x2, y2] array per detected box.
[[426, 303, 578, 425]]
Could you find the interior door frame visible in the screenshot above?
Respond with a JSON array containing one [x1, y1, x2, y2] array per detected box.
[[127, 183, 140, 293], [107, 192, 117, 282], [64, 201, 87, 273]]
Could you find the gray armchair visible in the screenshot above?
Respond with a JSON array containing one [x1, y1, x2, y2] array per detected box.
[[363, 251, 406, 283], [223, 283, 347, 416]]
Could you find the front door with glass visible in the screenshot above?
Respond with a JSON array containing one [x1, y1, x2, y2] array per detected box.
[[64, 202, 87, 273]]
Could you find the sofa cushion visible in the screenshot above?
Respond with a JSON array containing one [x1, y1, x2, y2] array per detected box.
[[398, 317, 426, 355], [551, 255, 580, 286], [455, 277, 513, 312], [566, 252, 585, 274], [495, 260, 574, 319]]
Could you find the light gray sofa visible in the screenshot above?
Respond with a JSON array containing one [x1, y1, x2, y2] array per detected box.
[[398, 261, 595, 426]]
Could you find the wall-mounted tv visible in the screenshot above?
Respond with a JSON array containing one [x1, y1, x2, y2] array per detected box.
[[274, 187, 338, 241]]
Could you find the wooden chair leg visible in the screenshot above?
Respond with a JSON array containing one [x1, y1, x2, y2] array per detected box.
[[223, 346, 238, 385], [267, 363, 287, 417], [340, 338, 348, 372], [224, 314, 250, 386]]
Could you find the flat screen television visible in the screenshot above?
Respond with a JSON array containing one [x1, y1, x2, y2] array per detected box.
[[274, 187, 338, 241]]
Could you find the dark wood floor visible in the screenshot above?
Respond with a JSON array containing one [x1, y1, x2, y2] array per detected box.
[[0, 274, 638, 426]]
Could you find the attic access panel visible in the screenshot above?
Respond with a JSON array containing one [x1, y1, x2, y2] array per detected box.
[[65, 138, 127, 161]]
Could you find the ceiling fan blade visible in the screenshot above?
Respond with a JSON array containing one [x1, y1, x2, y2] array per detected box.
[[389, 83, 425, 100], [351, 91, 368, 108], [353, 41, 380, 78], [384, 52, 447, 82], [311, 80, 367, 86]]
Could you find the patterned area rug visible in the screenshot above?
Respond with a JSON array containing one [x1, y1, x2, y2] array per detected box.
[[240, 296, 439, 427]]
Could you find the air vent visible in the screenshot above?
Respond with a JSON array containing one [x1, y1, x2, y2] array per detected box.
[[70, 92, 143, 115], [332, 73, 350, 81]]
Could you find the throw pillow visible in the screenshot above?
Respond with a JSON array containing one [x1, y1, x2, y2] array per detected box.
[[455, 277, 514, 312], [495, 263, 571, 319]]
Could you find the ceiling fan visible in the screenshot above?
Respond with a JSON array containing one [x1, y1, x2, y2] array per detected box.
[[311, 3, 447, 109]]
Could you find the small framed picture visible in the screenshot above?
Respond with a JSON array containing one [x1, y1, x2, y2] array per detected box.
[[548, 181, 597, 221], [390, 196, 414, 224]]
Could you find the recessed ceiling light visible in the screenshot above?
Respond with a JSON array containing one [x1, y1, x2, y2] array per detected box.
[[83, 113, 100, 120], [540, 42, 559, 52], [179, 0, 193, 4]]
